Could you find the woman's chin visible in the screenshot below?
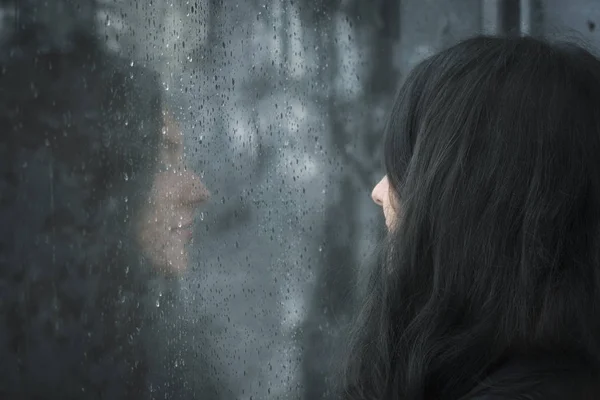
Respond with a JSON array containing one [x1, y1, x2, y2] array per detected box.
[[166, 247, 189, 274], [138, 232, 190, 276], [146, 248, 188, 277]]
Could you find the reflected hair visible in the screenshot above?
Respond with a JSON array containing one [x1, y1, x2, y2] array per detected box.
[[342, 36, 600, 399], [0, 7, 162, 399]]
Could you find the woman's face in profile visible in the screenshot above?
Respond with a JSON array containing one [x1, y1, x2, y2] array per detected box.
[[372, 175, 397, 230], [137, 112, 209, 274]]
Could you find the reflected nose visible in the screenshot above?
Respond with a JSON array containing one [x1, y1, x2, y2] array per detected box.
[[371, 177, 385, 206], [180, 170, 210, 207]]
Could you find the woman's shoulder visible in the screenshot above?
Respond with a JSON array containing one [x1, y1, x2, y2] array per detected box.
[[461, 354, 600, 400]]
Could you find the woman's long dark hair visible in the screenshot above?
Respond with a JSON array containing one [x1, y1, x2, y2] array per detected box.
[[342, 36, 600, 399], [0, 2, 163, 398]]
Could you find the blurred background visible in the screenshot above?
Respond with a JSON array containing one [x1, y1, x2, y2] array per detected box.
[[4, 0, 600, 398]]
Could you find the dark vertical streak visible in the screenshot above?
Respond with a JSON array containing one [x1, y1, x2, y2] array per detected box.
[[501, 0, 521, 36], [301, 1, 359, 399]]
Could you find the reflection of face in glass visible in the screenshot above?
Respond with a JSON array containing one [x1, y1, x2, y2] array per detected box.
[[137, 112, 209, 274], [371, 175, 397, 230]]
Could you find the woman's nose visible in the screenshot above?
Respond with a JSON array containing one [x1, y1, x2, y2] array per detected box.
[[371, 177, 386, 206], [180, 170, 210, 207]]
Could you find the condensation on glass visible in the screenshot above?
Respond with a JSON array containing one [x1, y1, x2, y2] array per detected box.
[[2, 0, 598, 399]]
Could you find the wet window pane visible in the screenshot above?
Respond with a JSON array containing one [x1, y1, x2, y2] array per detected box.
[[0, 0, 594, 399]]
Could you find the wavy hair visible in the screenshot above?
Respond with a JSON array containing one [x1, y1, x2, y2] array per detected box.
[[342, 36, 600, 399]]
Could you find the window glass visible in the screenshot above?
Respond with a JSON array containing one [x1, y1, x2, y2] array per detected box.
[[1, 0, 575, 398]]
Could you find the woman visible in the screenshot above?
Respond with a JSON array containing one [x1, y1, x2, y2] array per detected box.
[[342, 36, 600, 399], [139, 110, 220, 400], [0, 4, 210, 398]]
